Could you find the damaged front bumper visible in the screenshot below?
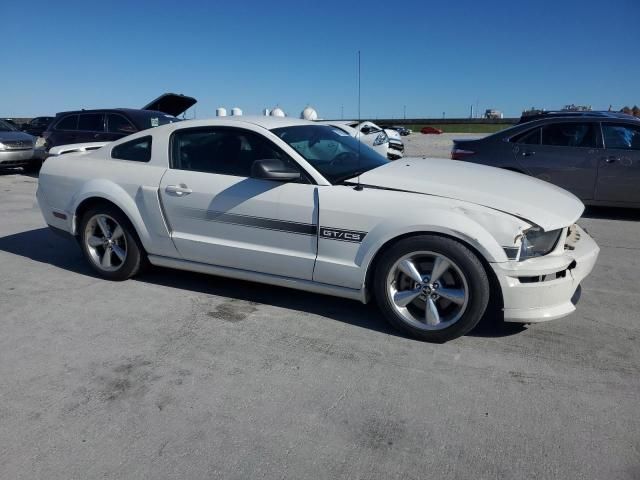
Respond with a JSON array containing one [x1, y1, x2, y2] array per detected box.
[[491, 224, 599, 323]]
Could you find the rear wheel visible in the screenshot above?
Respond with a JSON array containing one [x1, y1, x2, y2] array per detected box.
[[79, 205, 145, 280], [374, 235, 490, 342]]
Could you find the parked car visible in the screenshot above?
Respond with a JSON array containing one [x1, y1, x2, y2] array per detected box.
[[37, 116, 599, 342], [346, 121, 404, 159], [22, 116, 54, 137], [451, 116, 640, 207], [0, 119, 39, 171], [1, 118, 22, 129], [42, 93, 196, 156], [518, 111, 635, 124], [319, 121, 390, 159], [421, 126, 443, 134], [381, 125, 411, 136]]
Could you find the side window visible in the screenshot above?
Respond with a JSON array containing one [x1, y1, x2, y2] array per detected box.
[[112, 136, 152, 162], [512, 127, 541, 145], [107, 114, 137, 134], [78, 113, 104, 132], [55, 114, 79, 130], [171, 127, 301, 178], [602, 124, 640, 150], [541, 122, 597, 148]]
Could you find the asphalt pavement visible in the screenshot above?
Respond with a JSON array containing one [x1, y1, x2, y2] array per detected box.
[[0, 171, 638, 479]]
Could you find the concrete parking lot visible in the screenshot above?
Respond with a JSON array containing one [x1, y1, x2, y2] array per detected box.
[[0, 169, 639, 479]]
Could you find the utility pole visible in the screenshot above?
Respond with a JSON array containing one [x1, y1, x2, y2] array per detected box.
[[403, 105, 406, 120]]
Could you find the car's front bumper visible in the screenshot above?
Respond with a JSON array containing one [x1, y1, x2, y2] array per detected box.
[[491, 224, 599, 323], [0, 149, 35, 167]]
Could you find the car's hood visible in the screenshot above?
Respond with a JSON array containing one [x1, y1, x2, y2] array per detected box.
[[384, 129, 402, 140], [142, 93, 196, 117], [354, 157, 584, 231], [0, 130, 34, 142]]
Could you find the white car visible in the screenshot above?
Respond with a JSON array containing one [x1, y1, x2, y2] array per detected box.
[[37, 116, 599, 342], [347, 120, 405, 159], [318, 121, 390, 158]]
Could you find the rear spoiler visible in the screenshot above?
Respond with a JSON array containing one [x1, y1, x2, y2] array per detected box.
[[48, 142, 111, 157]]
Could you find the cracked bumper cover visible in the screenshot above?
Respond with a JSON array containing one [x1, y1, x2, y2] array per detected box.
[[491, 225, 599, 323]]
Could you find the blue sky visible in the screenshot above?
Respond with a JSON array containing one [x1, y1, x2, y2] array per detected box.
[[3, 0, 639, 119]]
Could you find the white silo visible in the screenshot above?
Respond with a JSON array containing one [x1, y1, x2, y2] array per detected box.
[[231, 107, 243, 116], [270, 107, 285, 117], [216, 107, 227, 117], [300, 106, 318, 120], [262, 108, 270, 116]]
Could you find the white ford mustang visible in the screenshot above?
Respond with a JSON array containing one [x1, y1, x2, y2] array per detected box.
[[37, 116, 599, 342]]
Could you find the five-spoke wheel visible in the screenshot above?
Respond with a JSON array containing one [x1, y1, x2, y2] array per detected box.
[[375, 235, 490, 342], [79, 205, 146, 280]]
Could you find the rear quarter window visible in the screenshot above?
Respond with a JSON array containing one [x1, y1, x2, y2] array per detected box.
[[111, 136, 152, 162]]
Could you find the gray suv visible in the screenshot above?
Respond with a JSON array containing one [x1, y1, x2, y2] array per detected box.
[[452, 116, 640, 207]]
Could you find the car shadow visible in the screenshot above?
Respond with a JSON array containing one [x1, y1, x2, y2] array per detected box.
[[0, 227, 522, 340], [582, 206, 640, 221]]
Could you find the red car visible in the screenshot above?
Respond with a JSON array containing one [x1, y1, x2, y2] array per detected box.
[[421, 126, 443, 134]]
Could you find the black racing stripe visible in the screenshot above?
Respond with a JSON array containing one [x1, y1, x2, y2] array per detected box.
[[176, 207, 317, 236]]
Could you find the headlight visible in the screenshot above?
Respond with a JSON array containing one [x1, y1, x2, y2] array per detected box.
[[373, 131, 388, 146], [0, 142, 5, 151], [35, 137, 46, 148], [519, 227, 562, 260]]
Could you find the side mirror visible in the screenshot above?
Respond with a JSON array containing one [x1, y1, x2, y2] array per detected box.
[[251, 159, 300, 181], [360, 126, 372, 134]]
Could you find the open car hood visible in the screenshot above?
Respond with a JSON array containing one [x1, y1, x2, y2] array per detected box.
[[142, 93, 197, 117], [354, 157, 584, 231]]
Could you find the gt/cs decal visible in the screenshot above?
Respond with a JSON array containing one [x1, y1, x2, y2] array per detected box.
[[320, 227, 367, 243]]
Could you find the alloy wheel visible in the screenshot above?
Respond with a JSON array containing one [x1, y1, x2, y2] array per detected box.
[[386, 251, 469, 330], [84, 214, 127, 272]]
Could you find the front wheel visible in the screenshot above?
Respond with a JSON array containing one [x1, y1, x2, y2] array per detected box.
[[374, 235, 490, 342], [79, 206, 145, 280]]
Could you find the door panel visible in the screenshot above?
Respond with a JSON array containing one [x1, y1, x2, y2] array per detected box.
[[595, 123, 640, 203], [159, 170, 318, 280], [512, 122, 599, 200]]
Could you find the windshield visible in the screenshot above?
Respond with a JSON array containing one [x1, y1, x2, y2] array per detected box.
[[0, 120, 17, 132], [271, 125, 389, 184]]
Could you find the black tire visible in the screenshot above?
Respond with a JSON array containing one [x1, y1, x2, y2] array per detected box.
[[22, 160, 42, 173], [373, 235, 490, 342], [78, 204, 146, 281]]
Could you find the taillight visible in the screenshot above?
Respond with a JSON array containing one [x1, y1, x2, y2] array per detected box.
[[451, 148, 475, 160]]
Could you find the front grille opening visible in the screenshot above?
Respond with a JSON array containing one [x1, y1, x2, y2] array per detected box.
[[519, 269, 568, 283]]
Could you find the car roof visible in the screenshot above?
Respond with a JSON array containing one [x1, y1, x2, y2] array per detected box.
[[519, 111, 636, 123], [54, 108, 171, 117]]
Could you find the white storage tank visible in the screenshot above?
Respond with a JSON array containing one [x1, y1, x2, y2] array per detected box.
[[231, 107, 242, 116], [270, 107, 285, 117], [216, 107, 227, 117], [300, 106, 318, 120], [262, 108, 270, 116]]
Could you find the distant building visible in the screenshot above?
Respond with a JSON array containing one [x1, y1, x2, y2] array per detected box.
[[484, 109, 503, 119]]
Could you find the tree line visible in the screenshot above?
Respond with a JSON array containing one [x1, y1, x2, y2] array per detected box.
[[620, 106, 640, 117]]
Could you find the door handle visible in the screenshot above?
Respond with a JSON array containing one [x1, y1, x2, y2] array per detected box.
[[604, 156, 620, 164], [521, 151, 535, 157], [165, 184, 192, 196]]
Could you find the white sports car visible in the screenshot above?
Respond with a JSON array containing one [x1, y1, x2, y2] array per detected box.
[[37, 116, 599, 342]]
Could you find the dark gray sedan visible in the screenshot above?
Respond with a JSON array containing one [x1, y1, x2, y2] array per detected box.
[[452, 115, 640, 207]]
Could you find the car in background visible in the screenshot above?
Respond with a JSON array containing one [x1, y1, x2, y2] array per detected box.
[[37, 116, 599, 342], [42, 93, 196, 156], [0, 119, 39, 171], [345, 121, 404, 159], [381, 125, 411, 136], [1, 118, 22, 129], [22, 116, 54, 137], [451, 116, 640, 207], [319, 121, 390, 159], [518, 111, 635, 124], [421, 126, 443, 134]]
